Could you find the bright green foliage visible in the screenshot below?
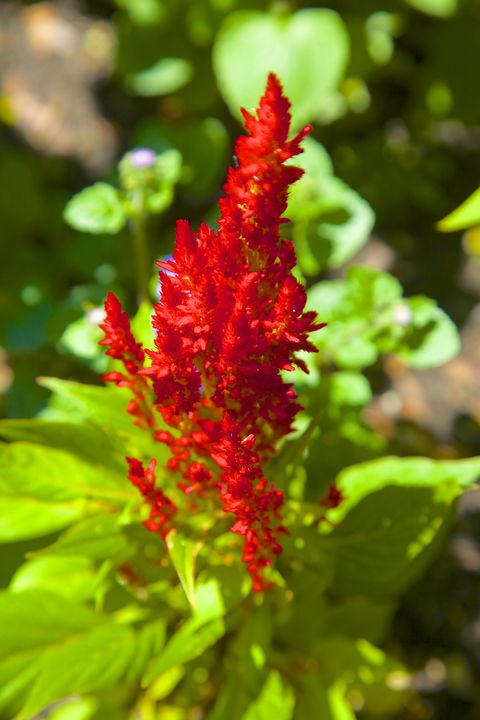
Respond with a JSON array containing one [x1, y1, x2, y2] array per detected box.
[[0, 369, 477, 718], [213, 9, 349, 127], [64, 183, 127, 235], [288, 139, 375, 274], [405, 0, 457, 18], [437, 186, 480, 232], [128, 58, 193, 96], [1, 0, 479, 718], [64, 149, 182, 235], [305, 266, 460, 370]]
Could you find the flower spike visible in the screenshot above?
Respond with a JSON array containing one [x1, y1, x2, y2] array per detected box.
[[100, 73, 325, 590]]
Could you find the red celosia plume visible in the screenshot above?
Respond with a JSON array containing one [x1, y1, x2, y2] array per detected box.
[[100, 73, 325, 590]]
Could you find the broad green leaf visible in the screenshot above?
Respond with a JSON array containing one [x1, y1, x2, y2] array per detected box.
[[213, 9, 349, 127], [167, 533, 202, 609], [321, 597, 394, 645], [0, 653, 43, 717], [287, 139, 374, 273], [124, 620, 166, 682], [405, 0, 457, 18], [63, 183, 126, 235], [306, 269, 458, 371], [0, 590, 100, 657], [59, 314, 106, 367], [33, 515, 131, 561], [333, 336, 378, 370], [21, 624, 136, 718], [326, 456, 480, 597], [0, 442, 132, 502], [328, 372, 372, 408], [0, 495, 84, 542], [242, 671, 294, 720], [194, 578, 227, 621], [38, 378, 135, 431], [318, 181, 375, 268], [47, 696, 97, 720], [129, 58, 193, 96], [306, 280, 347, 322], [10, 556, 97, 600], [397, 296, 460, 368], [143, 616, 224, 683], [0, 419, 126, 473], [333, 456, 480, 515], [0, 441, 130, 541], [38, 378, 165, 461], [437, 187, 480, 231]]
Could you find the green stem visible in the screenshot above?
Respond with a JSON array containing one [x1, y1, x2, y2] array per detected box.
[[131, 195, 150, 305]]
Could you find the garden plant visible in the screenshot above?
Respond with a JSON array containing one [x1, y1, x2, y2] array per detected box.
[[1, 2, 480, 720]]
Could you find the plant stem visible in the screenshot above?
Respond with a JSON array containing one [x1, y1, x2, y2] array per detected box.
[[131, 194, 150, 305]]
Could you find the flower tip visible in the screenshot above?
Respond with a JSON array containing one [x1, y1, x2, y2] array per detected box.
[[266, 71, 283, 93]]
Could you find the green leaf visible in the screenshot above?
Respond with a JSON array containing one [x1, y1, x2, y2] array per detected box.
[[335, 456, 480, 511], [38, 378, 133, 430], [213, 9, 349, 127], [0, 441, 131, 541], [333, 336, 378, 370], [21, 624, 136, 718], [296, 680, 356, 720], [46, 696, 97, 720], [437, 187, 480, 231], [289, 142, 375, 273], [0, 419, 126, 473], [242, 671, 294, 720], [32, 515, 131, 562], [0, 590, 100, 658], [38, 378, 165, 462], [116, 0, 165, 25], [167, 533, 202, 609], [306, 280, 347, 322], [143, 616, 224, 684], [194, 578, 226, 621], [10, 556, 97, 601], [405, 0, 457, 18], [327, 456, 480, 597], [59, 315, 106, 365], [328, 372, 372, 408], [0, 495, 84, 542], [0, 442, 132, 502], [124, 620, 166, 683], [63, 183, 126, 235], [397, 296, 460, 368], [129, 58, 193, 96]]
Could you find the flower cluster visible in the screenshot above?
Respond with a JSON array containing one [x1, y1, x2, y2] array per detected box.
[[100, 74, 324, 590]]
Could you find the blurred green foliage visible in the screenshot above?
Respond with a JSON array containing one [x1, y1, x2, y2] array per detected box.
[[1, 0, 480, 719]]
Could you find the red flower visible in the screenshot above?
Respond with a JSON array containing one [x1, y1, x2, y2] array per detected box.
[[127, 457, 176, 539], [99, 292, 155, 430], [100, 74, 325, 590]]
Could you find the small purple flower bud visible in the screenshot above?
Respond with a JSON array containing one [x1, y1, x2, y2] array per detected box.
[[130, 148, 156, 169]]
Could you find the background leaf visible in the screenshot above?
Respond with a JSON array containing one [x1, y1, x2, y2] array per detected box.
[[63, 183, 126, 235], [213, 9, 349, 127]]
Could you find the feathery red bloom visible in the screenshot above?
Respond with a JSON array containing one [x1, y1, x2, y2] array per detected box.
[[127, 457, 176, 539], [99, 292, 155, 430], [101, 73, 325, 590]]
